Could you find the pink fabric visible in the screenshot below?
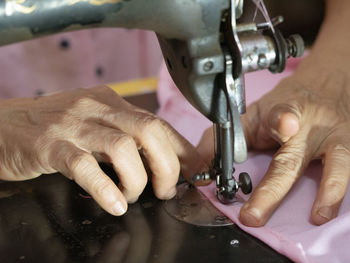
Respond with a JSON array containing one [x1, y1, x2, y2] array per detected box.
[[0, 29, 162, 99], [157, 57, 350, 263]]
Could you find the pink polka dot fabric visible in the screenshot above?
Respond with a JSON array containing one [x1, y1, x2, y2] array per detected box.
[[0, 29, 162, 99]]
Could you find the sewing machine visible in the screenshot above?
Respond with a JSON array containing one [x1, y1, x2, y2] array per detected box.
[[0, 0, 303, 218]]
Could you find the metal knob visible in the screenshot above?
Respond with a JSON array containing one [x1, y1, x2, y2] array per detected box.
[[286, 34, 304, 58], [238, 172, 252, 194], [192, 172, 211, 183]]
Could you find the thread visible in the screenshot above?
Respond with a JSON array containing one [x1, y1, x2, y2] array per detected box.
[[252, 0, 275, 33]]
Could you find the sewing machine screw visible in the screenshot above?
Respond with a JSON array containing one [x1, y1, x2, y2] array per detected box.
[[192, 172, 211, 182], [215, 215, 228, 223], [238, 172, 252, 194], [203, 61, 214, 72], [257, 54, 268, 69], [230, 239, 240, 247]]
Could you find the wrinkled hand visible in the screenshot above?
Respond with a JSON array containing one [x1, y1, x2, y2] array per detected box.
[[198, 65, 350, 226], [0, 86, 206, 216]]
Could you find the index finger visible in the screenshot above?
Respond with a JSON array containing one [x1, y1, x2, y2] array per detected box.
[[124, 106, 209, 181], [239, 130, 314, 227], [158, 120, 209, 184], [103, 109, 208, 187], [51, 141, 128, 216]]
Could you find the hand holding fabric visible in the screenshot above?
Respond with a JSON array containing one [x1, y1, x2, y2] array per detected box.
[[0, 86, 206, 216], [239, 63, 350, 227], [197, 57, 350, 227]]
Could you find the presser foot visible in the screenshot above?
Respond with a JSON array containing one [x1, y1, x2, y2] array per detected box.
[[163, 182, 233, 227], [216, 172, 252, 204], [193, 169, 253, 204]]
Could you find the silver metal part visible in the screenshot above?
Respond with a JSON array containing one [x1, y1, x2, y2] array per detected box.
[[224, 49, 247, 164], [192, 172, 211, 182], [230, 239, 240, 247], [200, 0, 304, 204], [257, 16, 284, 30], [286, 34, 305, 58], [239, 32, 276, 72], [235, 0, 244, 18], [163, 183, 233, 227], [236, 22, 258, 33], [205, 0, 250, 205]]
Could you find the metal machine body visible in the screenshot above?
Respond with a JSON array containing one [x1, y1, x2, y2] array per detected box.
[[0, 0, 303, 204]]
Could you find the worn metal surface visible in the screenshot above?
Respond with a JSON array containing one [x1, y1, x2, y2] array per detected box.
[[0, 0, 222, 43], [164, 182, 233, 227], [0, 0, 230, 123]]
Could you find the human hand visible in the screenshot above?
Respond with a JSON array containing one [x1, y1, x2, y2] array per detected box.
[[197, 63, 350, 226], [0, 86, 207, 216]]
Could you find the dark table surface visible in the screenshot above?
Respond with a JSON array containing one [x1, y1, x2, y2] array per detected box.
[[0, 92, 291, 263]]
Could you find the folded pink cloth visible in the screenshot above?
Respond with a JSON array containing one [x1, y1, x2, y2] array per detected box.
[[157, 58, 350, 263]]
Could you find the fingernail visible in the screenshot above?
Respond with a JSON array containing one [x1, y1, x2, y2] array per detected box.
[[317, 206, 333, 220], [112, 201, 126, 216], [167, 187, 177, 199], [241, 205, 263, 227], [128, 196, 139, 204]]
